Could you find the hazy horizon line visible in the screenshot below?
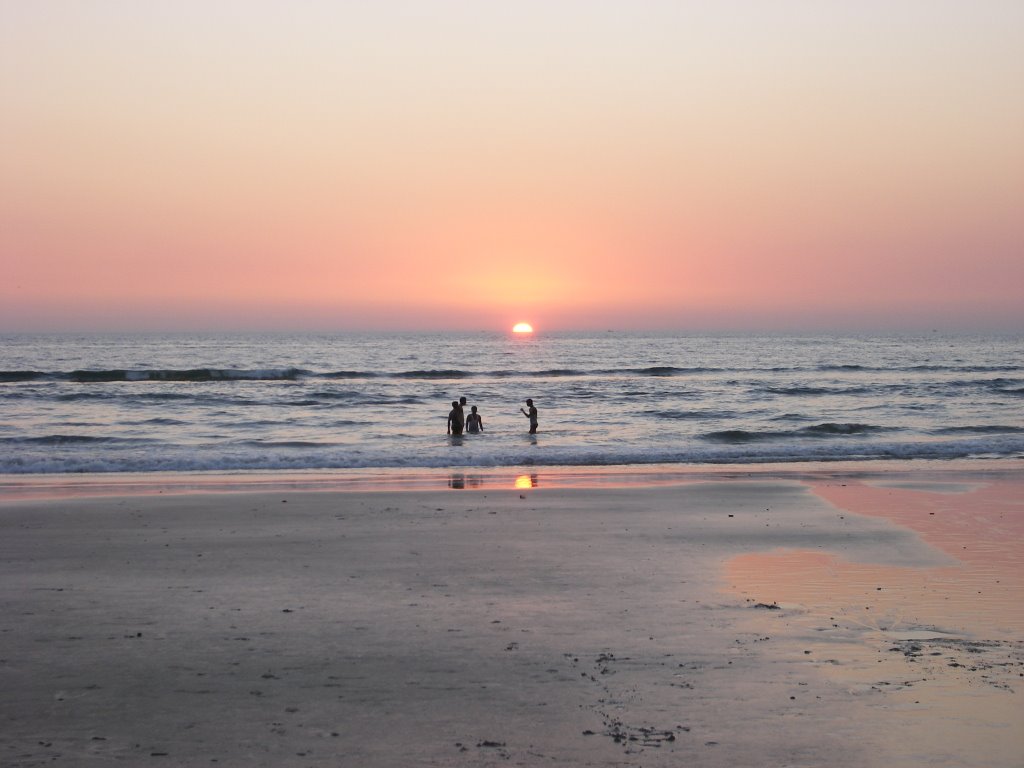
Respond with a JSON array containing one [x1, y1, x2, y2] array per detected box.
[[2, 325, 1020, 337]]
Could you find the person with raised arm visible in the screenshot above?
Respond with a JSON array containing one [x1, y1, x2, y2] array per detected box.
[[520, 398, 538, 434]]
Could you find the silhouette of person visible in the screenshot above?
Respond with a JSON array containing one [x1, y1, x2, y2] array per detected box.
[[447, 400, 464, 435], [466, 405, 483, 433], [520, 398, 538, 434]]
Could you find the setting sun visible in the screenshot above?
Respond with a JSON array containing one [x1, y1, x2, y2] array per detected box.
[[512, 323, 534, 334]]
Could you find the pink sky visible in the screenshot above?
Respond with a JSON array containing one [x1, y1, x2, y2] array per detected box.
[[2, 2, 1022, 332]]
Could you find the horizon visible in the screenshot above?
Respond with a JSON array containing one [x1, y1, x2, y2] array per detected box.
[[3, 2, 1023, 335], [2, 324, 1020, 338]]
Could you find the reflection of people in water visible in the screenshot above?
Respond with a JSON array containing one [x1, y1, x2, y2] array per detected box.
[[449, 473, 482, 489], [465, 405, 483, 433], [520, 398, 538, 434], [447, 400, 464, 435]]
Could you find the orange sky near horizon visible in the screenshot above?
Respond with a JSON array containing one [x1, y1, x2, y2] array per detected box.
[[2, 2, 1023, 332]]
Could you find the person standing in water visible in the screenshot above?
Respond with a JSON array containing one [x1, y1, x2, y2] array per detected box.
[[465, 405, 484, 433], [520, 398, 538, 434], [447, 400, 464, 436]]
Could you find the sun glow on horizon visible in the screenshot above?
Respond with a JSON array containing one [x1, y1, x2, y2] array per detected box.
[[512, 322, 534, 334]]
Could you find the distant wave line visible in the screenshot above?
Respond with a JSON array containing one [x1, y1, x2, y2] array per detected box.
[[702, 422, 895, 443], [2, 363, 1021, 384], [0, 434, 157, 446]]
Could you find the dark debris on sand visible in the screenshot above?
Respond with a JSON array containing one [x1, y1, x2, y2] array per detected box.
[[887, 637, 1023, 692], [564, 650, 691, 756]]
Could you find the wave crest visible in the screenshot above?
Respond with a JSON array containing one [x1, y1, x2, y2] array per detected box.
[[703, 422, 890, 443]]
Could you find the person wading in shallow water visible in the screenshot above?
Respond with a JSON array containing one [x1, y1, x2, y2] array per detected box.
[[520, 398, 538, 434], [447, 400, 464, 436], [465, 405, 483, 433]]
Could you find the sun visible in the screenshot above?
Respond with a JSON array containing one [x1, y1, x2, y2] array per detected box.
[[512, 322, 534, 334]]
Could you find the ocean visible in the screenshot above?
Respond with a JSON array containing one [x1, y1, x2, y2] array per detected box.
[[1, 332, 1022, 475]]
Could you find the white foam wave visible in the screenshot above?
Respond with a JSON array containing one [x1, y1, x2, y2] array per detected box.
[[3, 435, 1022, 475]]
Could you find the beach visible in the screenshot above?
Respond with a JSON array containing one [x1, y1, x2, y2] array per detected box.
[[1, 464, 1021, 767], [5, 0, 1022, 763]]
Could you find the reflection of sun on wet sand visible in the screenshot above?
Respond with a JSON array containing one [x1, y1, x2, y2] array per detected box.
[[514, 474, 538, 489]]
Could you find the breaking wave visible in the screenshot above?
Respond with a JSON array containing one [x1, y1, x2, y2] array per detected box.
[[2, 434, 1021, 474]]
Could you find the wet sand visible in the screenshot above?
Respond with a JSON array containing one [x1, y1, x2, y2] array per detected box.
[[1, 468, 1021, 766]]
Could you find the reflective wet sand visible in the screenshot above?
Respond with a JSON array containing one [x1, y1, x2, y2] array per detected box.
[[726, 476, 1024, 766], [1, 468, 1021, 766]]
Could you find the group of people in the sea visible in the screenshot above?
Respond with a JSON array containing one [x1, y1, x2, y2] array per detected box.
[[447, 396, 538, 436]]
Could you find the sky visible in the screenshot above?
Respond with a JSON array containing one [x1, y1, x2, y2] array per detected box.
[[2, 1, 1022, 333]]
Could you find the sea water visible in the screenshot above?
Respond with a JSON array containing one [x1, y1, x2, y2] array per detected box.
[[0, 332, 1022, 474]]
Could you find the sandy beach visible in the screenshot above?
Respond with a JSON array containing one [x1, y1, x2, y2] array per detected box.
[[1, 465, 1021, 767]]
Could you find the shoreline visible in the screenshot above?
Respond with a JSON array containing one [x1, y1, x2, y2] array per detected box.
[[2, 457, 1022, 502]]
